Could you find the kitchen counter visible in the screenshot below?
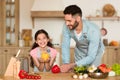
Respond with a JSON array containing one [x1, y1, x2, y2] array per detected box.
[[0, 72, 120, 80]]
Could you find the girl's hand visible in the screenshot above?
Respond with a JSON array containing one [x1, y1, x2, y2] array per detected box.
[[44, 57, 51, 63], [39, 58, 45, 63], [39, 57, 51, 63]]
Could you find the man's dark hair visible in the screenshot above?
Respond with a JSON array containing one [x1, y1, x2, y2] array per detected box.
[[63, 5, 82, 17]]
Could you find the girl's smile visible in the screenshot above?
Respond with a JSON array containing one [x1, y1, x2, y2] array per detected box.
[[36, 33, 49, 48]]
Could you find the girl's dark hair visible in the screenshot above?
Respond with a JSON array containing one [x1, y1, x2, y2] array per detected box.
[[30, 29, 54, 67], [63, 5, 82, 17], [31, 29, 53, 49]]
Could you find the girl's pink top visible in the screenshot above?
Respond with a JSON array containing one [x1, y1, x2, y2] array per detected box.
[[30, 47, 58, 59]]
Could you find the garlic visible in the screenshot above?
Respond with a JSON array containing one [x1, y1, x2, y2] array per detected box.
[[108, 71, 116, 76], [79, 75, 83, 79], [83, 74, 88, 78], [72, 74, 78, 79]]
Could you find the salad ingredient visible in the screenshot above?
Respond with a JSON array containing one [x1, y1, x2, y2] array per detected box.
[[83, 74, 88, 78], [18, 70, 28, 79], [87, 65, 97, 73], [79, 75, 83, 79], [108, 71, 116, 76], [111, 63, 120, 75], [41, 52, 50, 61], [98, 64, 111, 73], [72, 74, 78, 79], [51, 65, 60, 73], [74, 65, 88, 74], [18, 70, 41, 79]]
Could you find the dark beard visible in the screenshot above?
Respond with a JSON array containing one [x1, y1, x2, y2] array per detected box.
[[71, 21, 79, 30]]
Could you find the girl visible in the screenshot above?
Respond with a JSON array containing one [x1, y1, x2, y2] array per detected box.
[[30, 29, 58, 72]]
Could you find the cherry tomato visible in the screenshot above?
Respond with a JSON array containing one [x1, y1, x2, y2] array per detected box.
[[18, 70, 28, 79], [37, 76, 41, 79], [34, 76, 38, 79], [26, 75, 30, 79]]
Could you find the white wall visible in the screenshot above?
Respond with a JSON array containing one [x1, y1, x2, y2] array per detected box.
[[20, 0, 120, 46], [20, 0, 34, 31]]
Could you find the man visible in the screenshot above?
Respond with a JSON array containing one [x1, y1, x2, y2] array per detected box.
[[60, 5, 105, 72]]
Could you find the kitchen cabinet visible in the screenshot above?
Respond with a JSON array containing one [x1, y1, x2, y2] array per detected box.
[[0, 47, 30, 76], [0, 47, 120, 76], [59, 47, 74, 65], [69, 48, 75, 63], [59, 46, 120, 66], [102, 46, 120, 66], [4, 48, 19, 65], [0, 0, 3, 46], [0, 47, 63, 76], [101, 47, 108, 64], [0, 48, 6, 76], [0, 47, 19, 76], [0, 0, 19, 47]]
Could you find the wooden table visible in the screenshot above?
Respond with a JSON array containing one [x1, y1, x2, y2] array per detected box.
[[1, 72, 120, 80]]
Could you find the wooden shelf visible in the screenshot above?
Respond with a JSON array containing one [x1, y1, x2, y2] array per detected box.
[[31, 11, 64, 28], [6, 2, 15, 4], [86, 16, 120, 21], [6, 16, 15, 18], [31, 11, 64, 18]]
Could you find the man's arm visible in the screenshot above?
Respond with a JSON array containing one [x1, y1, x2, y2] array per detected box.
[[61, 24, 71, 64]]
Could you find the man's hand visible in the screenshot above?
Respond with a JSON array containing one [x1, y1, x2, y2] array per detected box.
[[60, 63, 76, 73]]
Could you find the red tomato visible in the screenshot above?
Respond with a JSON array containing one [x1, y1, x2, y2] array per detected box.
[[37, 76, 41, 79], [98, 65, 111, 73], [51, 65, 60, 73], [18, 70, 28, 79], [34, 76, 38, 79], [26, 75, 33, 79], [28, 75, 32, 79], [33, 75, 41, 79], [100, 67, 107, 73], [99, 64, 107, 68], [26, 75, 29, 79], [31, 75, 35, 79], [18, 70, 41, 79], [26, 75, 41, 79], [106, 68, 111, 72]]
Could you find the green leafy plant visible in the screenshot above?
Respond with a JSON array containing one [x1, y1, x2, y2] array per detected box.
[[74, 65, 88, 74], [111, 63, 120, 75]]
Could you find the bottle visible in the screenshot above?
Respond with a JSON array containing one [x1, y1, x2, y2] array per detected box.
[[19, 32, 24, 47], [96, 9, 101, 17]]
